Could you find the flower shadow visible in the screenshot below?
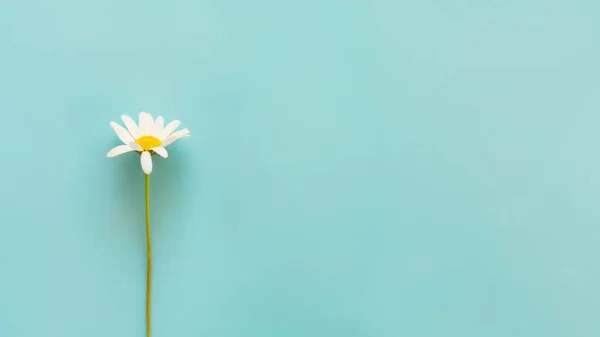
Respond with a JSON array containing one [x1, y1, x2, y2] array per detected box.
[[105, 141, 197, 250], [143, 144, 197, 242]]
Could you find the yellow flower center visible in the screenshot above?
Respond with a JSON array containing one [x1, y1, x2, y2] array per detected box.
[[135, 136, 162, 151]]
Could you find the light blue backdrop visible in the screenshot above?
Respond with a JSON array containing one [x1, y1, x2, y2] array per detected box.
[[1, 0, 599, 336]]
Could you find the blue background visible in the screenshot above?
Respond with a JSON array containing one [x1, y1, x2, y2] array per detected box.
[[1, 0, 599, 336]]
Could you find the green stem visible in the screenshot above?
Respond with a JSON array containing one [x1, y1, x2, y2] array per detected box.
[[145, 174, 152, 337]]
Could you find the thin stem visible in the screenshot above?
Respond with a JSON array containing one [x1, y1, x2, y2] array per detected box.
[[145, 174, 152, 337]]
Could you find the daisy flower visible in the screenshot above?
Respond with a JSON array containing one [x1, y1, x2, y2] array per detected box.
[[107, 111, 190, 336], [107, 111, 190, 174]]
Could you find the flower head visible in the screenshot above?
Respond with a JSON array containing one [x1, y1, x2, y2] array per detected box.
[[107, 111, 190, 174]]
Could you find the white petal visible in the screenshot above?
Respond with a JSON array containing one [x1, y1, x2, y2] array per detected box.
[[140, 151, 153, 174], [161, 128, 190, 147], [107, 144, 135, 157], [110, 122, 134, 144], [160, 120, 181, 140], [153, 116, 164, 137], [151, 147, 168, 158], [129, 141, 142, 151], [121, 115, 141, 139], [138, 111, 154, 136]]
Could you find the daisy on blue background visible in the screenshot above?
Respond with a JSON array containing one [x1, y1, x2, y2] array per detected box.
[[106, 110, 189, 337]]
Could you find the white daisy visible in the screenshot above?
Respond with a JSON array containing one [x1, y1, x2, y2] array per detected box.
[[107, 111, 190, 174]]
